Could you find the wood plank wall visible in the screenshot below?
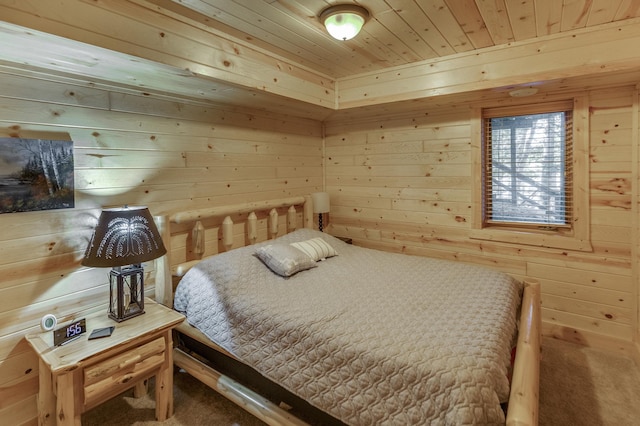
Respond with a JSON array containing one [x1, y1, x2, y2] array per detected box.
[[0, 70, 322, 425], [324, 85, 639, 356], [0, 2, 638, 423]]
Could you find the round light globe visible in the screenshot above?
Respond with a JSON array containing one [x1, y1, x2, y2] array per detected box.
[[324, 13, 365, 40]]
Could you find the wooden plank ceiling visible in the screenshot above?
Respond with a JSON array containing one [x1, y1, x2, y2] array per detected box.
[[164, 0, 640, 79], [1, 0, 640, 119]]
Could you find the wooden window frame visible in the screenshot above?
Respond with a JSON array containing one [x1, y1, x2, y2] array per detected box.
[[471, 97, 592, 252]]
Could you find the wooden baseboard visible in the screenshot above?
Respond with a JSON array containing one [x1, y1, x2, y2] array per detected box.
[[541, 322, 635, 359]]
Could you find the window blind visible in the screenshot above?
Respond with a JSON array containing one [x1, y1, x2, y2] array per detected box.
[[482, 102, 573, 229]]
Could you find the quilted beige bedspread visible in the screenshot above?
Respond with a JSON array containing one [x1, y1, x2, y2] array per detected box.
[[174, 229, 522, 425]]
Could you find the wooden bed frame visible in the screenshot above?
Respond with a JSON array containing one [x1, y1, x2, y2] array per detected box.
[[154, 195, 541, 426]]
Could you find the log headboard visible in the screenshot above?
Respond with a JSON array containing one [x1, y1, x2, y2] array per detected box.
[[154, 195, 314, 307]]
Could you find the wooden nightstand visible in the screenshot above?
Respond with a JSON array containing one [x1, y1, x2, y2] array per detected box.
[[26, 298, 184, 425], [335, 236, 353, 244]]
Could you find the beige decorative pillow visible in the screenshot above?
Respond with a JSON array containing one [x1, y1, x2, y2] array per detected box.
[[255, 244, 317, 277], [290, 237, 338, 261]]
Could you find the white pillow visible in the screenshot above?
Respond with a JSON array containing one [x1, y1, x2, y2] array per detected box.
[[290, 237, 338, 261], [255, 244, 317, 277]]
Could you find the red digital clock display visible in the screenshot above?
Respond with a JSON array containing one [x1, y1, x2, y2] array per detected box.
[[53, 318, 87, 346]]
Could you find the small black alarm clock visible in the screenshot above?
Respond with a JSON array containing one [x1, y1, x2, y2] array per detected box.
[[53, 318, 87, 346]]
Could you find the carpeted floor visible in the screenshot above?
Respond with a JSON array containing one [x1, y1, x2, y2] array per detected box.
[[83, 337, 640, 425], [538, 337, 640, 426]]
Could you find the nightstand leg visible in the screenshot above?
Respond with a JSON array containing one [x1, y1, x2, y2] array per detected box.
[[56, 372, 81, 425], [38, 359, 55, 425], [155, 330, 174, 421], [133, 379, 148, 398]]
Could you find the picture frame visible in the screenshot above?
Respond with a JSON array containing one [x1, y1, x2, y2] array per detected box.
[[0, 135, 74, 214]]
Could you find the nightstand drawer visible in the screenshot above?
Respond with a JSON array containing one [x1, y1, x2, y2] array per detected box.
[[84, 337, 165, 408]]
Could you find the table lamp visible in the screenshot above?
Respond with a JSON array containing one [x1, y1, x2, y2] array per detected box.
[[311, 192, 330, 232], [82, 206, 166, 322]]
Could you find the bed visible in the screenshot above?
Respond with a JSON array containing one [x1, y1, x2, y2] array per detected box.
[[154, 195, 540, 426]]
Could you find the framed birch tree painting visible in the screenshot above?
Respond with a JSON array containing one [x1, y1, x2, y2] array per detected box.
[[0, 137, 74, 213]]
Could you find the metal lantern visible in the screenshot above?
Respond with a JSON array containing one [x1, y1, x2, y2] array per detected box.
[[108, 264, 144, 322]]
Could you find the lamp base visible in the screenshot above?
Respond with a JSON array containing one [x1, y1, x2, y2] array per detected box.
[[109, 265, 145, 322]]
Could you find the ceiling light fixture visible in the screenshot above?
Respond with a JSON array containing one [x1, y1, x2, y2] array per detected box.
[[320, 4, 369, 41]]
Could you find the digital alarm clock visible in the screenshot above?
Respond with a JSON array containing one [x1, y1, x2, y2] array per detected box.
[[53, 318, 87, 346]]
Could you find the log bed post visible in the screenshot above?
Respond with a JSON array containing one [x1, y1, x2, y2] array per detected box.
[[248, 212, 258, 244], [506, 280, 541, 426], [222, 216, 234, 250], [287, 205, 297, 232], [193, 221, 205, 257], [269, 208, 278, 238], [303, 195, 313, 230], [154, 214, 172, 307]]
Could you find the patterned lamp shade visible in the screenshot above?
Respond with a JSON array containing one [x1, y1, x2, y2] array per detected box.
[[82, 206, 166, 321], [82, 206, 166, 267]]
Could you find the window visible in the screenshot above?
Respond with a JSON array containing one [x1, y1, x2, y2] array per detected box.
[[484, 106, 572, 228], [471, 98, 591, 251]]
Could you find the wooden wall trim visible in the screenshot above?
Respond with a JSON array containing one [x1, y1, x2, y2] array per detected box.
[[470, 97, 592, 252], [337, 18, 640, 109], [633, 85, 640, 347], [542, 321, 638, 360], [3, 1, 640, 116], [0, 1, 335, 109]]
